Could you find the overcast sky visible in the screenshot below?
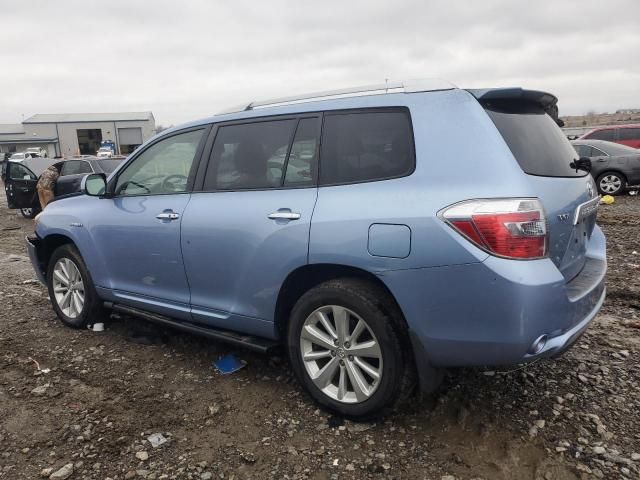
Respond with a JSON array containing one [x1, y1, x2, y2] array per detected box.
[[2, 0, 639, 126]]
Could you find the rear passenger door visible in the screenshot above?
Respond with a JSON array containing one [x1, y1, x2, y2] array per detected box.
[[181, 115, 321, 337]]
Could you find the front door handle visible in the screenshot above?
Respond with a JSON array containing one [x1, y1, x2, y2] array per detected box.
[[268, 211, 301, 220], [156, 212, 180, 220]]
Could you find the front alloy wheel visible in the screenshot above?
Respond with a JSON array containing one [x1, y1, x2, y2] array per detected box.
[[20, 207, 37, 218], [47, 244, 103, 328], [52, 258, 85, 319], [301, 305, 383, 403]]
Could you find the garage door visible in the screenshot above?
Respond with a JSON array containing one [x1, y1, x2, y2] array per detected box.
[[118, 127, 143, 145]]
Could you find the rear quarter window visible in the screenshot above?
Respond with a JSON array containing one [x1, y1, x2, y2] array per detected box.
[[485, 106, 586, 177], [319, 109, 415, 185]]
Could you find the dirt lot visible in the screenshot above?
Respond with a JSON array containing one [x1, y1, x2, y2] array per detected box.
[[0, 194, 639, 480]]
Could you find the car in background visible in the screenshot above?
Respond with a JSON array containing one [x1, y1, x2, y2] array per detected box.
[[9, 152, 36, 161], [4, 156, 125, 218], [25, 147, 48, 158], [571, 139, 640, 195], [579, 124, 640, 149], [96, 147, 114, 158]]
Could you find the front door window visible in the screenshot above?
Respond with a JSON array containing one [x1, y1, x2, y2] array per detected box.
[[115, 129, 204, 196]]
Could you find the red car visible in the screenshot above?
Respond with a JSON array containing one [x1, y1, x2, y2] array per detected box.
[[579, 124, 640, 148]]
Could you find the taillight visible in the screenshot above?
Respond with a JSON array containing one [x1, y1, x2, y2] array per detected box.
[[440, 198, 548, 259]]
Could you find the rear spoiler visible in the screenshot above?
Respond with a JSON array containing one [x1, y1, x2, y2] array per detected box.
[[467, 88, 564, 127], [467, 88, 557, 108]]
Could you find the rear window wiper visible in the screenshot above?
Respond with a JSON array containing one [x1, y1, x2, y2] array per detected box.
[[569, 157, 591, 173]]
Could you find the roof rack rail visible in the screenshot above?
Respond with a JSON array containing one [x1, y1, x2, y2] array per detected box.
[[217, 79, 454, 115]]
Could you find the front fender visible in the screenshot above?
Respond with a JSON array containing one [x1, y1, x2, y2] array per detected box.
[[35, 196, 111, 288]]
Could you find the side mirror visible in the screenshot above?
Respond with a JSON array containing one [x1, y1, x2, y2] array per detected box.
[[569, 156, 592, 173], [81, 173, 107, 196]]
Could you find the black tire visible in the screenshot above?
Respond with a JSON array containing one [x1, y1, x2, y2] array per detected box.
[[46, 244, 104, 329], [596, 172, 626, 196], [287, 278, 416, 419], [20, 207, 40, 219]]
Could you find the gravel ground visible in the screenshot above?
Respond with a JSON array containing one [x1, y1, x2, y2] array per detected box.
[[0, 192, 639, 480]]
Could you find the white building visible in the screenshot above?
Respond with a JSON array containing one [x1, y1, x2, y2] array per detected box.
[[0, 112, 155, 157]]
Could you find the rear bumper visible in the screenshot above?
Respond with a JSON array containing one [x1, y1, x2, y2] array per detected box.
[[26, 234, 46, 284], [379, 226, 607, 371]]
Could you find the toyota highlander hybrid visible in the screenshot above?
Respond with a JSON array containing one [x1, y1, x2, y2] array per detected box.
[[26, 81, 606, 417]]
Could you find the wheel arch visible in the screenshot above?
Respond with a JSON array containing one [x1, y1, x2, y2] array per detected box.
[[274, 263, 408, 341], [275, 263, 441, 396], [37, 233, 76, 278]]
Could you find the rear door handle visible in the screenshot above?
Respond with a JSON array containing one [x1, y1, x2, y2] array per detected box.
[[156, 212, 180, 220], [268, 211, 301, 220]]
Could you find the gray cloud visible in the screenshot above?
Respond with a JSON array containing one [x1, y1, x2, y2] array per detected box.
[[1, 0, 639, 126]]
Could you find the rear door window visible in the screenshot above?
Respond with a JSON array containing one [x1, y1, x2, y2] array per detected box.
[[319, 109, 414, 185], [485, 106, 586, 177], [204, 119, 298, 190], [586, 128, 616, 141], [619, 128, 640, 140], [284, 118, 319, 187]]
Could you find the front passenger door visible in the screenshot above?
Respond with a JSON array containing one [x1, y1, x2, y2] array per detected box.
[[89, 128, 207, 319]]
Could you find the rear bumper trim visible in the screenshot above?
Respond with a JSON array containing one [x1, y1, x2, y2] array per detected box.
[[525, 285, 605, 360], [565, 257, 606, 302]]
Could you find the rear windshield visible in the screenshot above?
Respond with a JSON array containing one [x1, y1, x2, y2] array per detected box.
[[486, 106, 586, 177]]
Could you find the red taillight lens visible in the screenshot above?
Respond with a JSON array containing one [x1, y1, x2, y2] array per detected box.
[[441, 199, 547, 259]]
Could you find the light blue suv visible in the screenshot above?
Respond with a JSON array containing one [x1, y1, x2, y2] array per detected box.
[[27, 81, 606, 417]]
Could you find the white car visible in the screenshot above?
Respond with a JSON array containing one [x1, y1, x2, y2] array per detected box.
[[96, 147, 113, 158], [25, 147, 47, 158]]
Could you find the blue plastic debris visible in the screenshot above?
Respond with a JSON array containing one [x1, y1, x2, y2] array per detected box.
[[213, 354, 247, 374]]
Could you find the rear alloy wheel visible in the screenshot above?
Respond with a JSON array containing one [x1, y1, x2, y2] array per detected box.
[[47, 244, 104, 328], [597, 172, 626, 196], [301, 305, 383, 403], [287, 278, 418, 418]]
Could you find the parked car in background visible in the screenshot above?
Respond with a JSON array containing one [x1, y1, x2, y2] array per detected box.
[[27, 83, 606, 418], [571, 139, 640, 195], [579, 124, 640, 149], [4, 156, 125, 218], [25, 146, 48, 158], [9, 152, 34, 161], [96, 147, 114, 158]]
